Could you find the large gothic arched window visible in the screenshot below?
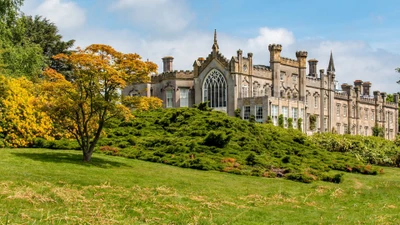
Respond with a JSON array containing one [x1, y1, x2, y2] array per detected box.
[[203, 69, 227, 110]]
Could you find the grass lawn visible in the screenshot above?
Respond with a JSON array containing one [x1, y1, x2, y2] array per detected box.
[[0, 148, 399, 224]]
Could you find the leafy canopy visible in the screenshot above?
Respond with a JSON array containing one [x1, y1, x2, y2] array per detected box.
[[42, 44, 157, 161]]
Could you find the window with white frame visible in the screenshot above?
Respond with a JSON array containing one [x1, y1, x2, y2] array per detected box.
[[282, 107, 288, 127], [180, 88, 189, 107], [300, 109, 304, 119], [255, 105, 263, 122], [316, 115, 320, 130], [272, 105, 278, 126], [166, 89, 173, 108], [292, 108, 298, 128], [203, 69, 227, 109], [343, 105, 347, 117], [243, 106, 250, 120], [242, 85, 248, 98]]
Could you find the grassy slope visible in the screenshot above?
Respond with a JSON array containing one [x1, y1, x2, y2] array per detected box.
[[0, 149, 399, 224]]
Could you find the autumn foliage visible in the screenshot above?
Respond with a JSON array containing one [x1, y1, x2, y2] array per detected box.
[[0, 75, 53, 147], [41, 44, 157, 161]]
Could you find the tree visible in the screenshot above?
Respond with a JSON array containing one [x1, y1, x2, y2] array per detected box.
[[288, 118, 293, 128], [122, 96, 162, 111], [41, 44, 157, 161]]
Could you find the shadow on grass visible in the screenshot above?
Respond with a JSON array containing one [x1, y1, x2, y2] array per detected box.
[[12, 151, 130, 168]]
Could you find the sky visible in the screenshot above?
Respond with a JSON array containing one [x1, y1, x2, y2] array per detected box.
[[21, 0, 400, 93]]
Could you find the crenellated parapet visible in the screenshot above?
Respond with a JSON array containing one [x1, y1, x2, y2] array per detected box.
[[334, 92, 349, 100], [280, 57, 299, 67], [305, 76, 321, 87], [151, 70, 194, 82]]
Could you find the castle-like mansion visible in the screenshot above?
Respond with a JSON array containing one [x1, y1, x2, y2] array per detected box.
[[123, 31, 399, 140]]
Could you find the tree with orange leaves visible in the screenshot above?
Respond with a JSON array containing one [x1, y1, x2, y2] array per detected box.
[[42, 44, 157, 161]]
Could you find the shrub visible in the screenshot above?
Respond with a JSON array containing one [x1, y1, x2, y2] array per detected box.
[[203, 131, 231, 148], [297, 118, 303, 131], [288, 118, 293, 128], [278, 114, 284, 128]]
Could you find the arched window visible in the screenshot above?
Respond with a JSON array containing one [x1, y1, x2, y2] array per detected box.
[[203, 69, 227, 109]]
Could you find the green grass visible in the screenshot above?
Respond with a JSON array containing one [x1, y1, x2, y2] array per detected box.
[[1, 148, 400, 224]]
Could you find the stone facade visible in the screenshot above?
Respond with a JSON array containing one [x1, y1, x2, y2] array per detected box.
[[123, 30, 399, 140]]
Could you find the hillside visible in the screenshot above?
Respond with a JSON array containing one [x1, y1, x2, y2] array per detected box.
[[31, 107, 398, 183], [95, 107, 381, 183], [0, 149, 399, 224]]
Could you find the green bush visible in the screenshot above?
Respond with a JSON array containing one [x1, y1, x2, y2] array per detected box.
[[203, 131, 231, 148]]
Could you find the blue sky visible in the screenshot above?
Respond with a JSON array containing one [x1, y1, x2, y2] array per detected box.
[[22, 0, 400, 93]]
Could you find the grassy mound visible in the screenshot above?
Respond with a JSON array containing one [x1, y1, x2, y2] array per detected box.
[[91, 107, 379, 183]]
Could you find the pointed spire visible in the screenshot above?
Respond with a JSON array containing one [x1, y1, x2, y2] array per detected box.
[[327, 51, 335, 72], [212, 29, 219, 52]]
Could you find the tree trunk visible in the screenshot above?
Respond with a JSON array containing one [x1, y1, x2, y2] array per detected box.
[[83, 150, 93, 162]]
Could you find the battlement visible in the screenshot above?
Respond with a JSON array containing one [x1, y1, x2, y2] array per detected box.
[[305, 76, 321, 82], [151, 70, 194, 82], [359, 96, 375, 104], [280, 57, 299, 67], [334, 92, 348, 99], [253, 65, 272, 71], [384, 102, 398, 107], [268, 44, 282, 51], [295, 51, 308, 58]]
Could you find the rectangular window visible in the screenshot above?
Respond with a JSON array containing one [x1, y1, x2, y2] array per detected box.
[[300, 109, 304, 119], [371, 110, 374, 120], [344, 124, 348, 134], [314, 96, 318, 108], [336, 104, 340, 117], [255, 105, 263, 122], [365, 109, 368, 120], [282, 107, 288, 127], [316, 115, 320, 130], [180, 88, 189, 107], [292, 108, 298, 128], [365, 126, 368, 136], [324, 118, 327, 131], [343, 105, 347, 117], [166, 90, 173, 108], [272, 105, 278, 126], [305, 96, 308, 106], [336, 123, 341, 134], [243, 106, 251, 120], [242, 86, 248, 98]]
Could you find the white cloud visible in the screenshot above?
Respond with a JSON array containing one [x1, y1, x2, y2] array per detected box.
[[66, 26, 400, 93], [248, 27, 295, 50], [23, 0, 86, 30], [109, 0, 194, 33]]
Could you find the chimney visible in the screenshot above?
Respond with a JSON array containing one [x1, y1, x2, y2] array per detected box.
[[162, 56, 174, 72], [362, 81, 371, 96], [308, 59, 318, 77]]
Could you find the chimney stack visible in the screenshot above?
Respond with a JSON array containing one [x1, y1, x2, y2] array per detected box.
[[162, 56, 174, 72], [308, 59, 318, 77], [362, 81, 371, 96]]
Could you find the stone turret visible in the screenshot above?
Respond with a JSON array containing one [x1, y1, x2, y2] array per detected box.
[[296, 51, 308, 100], [269, 44, 282, 97]]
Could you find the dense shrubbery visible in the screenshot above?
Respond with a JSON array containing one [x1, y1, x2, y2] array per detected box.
[[309, 133, 400, 167], [37, 107, 394, 183]]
